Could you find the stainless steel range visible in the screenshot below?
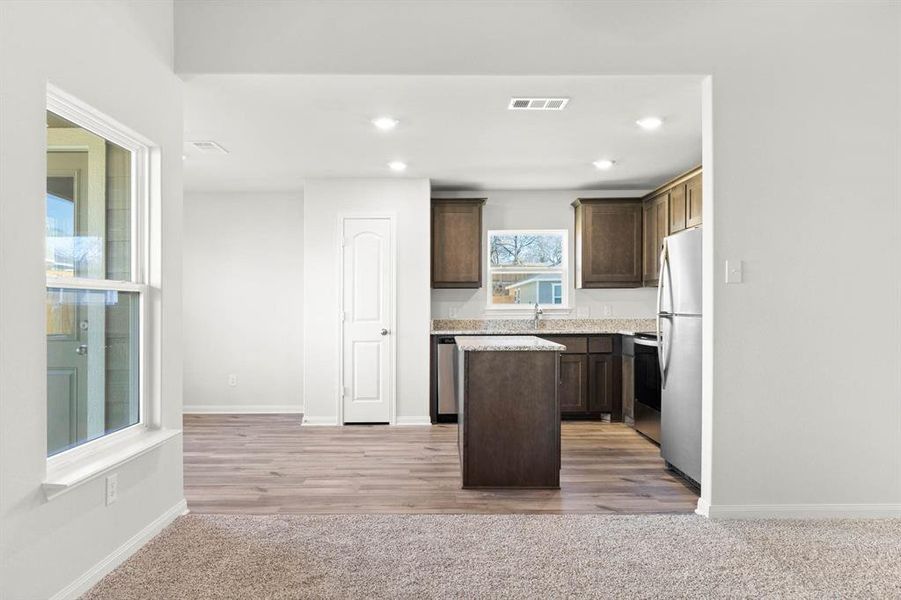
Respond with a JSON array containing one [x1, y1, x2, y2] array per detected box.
[[632, 332, 661, 443]]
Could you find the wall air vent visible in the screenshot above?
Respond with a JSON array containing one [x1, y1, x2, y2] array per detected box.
[[508, 97, 569, 111], [188, 140, 229, 154]]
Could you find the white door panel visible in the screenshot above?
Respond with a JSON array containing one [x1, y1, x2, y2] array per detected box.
[[342, 218, 393, 423]]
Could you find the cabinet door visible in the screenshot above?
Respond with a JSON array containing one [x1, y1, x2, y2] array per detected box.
[[577, 200, 643, 288], [686, 173, 703, 227], [643, 193, 669, 286], [655, 192, 669, 253], [642, 200, 657, 283], [431, 200, 484, 288], [559, 354, 588, 414], [588, 354, 614, 413], [669, 184, 686, 233]]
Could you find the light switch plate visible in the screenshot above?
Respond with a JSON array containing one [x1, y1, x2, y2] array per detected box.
[[725, 259, 743, 284]]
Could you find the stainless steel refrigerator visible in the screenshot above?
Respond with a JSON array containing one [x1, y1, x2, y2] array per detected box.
[[657, 226, 702, 486]]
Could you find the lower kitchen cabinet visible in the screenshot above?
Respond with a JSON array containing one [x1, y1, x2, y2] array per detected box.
[[547, 335, 622, 421], [430, 333, 624, 423], [558, 354, 588, 413], [588, 354, 614, 413]]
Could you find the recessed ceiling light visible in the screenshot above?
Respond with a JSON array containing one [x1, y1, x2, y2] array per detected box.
[[388, 161, 407, 172], [636, 116, 664, 131], [593, 159, 615, 170], [372, 116, 399, 131]]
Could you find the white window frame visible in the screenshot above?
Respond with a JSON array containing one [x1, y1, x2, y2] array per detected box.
[[486, 229, 570, 310], [44, 85, 156, 472]]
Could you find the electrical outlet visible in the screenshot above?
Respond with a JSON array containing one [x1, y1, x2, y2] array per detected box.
[[228, 374, 237, 387], [602, 304, 613, 316], [105, 474, 118, 506], [448, 307, 458, 318]]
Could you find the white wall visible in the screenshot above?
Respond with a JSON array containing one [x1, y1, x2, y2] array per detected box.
[[431, 189, 657, 319], [175, 1, 901, 516], [183, 192, 304, 414], [303, 179, 431, 425], [0, 1, 184, 598]]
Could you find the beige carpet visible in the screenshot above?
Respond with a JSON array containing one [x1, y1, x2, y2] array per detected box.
[[83, 514, 901, 599]]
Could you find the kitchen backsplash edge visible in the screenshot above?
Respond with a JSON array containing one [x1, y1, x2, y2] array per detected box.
[[431, 318, 657, 335]]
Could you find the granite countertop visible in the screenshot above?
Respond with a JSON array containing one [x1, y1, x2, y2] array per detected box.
[[455, 335, 567, 352], [432, 318, 656, 336]]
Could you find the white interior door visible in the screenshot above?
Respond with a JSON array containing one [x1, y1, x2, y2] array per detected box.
[[341, 217, 393, 423]]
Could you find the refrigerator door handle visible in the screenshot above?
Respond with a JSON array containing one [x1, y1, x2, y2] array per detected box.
[[657, 241, 669, 389], [656, 239, 667, 316]]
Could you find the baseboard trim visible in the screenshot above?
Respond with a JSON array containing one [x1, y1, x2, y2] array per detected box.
[[301, 415, 340, 426], [50, 499, 188, 600], [705, 503, 901, 519], [695, 497, 710, 517], [395, 416, 432, 426], [183, 404, 302, 414]]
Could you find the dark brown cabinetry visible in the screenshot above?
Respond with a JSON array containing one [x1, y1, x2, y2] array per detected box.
[[642, 166, 702, 287], [686, 172, 703, 227], [558, 354, 588, 413], [573, 198, 643, 288], [457, 348, 560, 488], [669, 183, 687, 233], [542, 335, 621, 420], [642, 192, 669, 286], [431, 198, 485, 288], [429, 333, 624, 424], [588, 354, 615, 413]]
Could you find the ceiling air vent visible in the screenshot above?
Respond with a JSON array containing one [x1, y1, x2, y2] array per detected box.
[[508, 97, 569, 111], [188, 140, 229, 154]]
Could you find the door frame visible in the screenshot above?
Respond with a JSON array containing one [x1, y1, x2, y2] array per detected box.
[[335, 213, 397, 425]]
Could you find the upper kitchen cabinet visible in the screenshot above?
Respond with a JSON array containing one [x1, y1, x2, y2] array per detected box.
[[669, 183, 687, 233], [573, 198, 643, 288], [643, 192, 668, 286], [643, 166, 702, 286], [685, 172, 703, 227], [431, 198, 486, 288]]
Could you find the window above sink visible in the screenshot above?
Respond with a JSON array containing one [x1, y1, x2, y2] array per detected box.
[[487, 230, 569, 309]]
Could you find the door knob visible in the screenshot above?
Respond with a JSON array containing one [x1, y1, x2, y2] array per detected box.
[[75, 344, 88, 355], [380, 328, 389, 336]]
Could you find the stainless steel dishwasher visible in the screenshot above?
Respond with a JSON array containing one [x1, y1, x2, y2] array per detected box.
[[436, 336, 458, 422]]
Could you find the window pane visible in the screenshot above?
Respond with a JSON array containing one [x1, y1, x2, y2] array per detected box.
[[47, 288, 139, 456], [46, 111, 132, 281], [489, 273, 564, 305], [489, 233, 563, 268]]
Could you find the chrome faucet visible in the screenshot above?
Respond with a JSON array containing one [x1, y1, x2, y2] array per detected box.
[[533, 302, 543, 329]]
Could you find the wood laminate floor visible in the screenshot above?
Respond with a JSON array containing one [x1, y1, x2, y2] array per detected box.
[[183, 415, 699, 514]]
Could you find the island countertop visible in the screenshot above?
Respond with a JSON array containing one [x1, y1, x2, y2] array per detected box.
[[455, 335, 566, 352]]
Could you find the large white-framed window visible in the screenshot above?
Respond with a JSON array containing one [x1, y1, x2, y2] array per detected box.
[[45, 87, 150, 461], [486, 229, 569, 309]]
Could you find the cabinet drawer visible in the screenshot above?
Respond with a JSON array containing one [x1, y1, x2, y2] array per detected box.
[[588, 336, 614, 354], [541, 336, 588, 354]]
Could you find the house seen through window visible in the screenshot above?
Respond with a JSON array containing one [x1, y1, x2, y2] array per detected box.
[[487, 230, 568, 307]]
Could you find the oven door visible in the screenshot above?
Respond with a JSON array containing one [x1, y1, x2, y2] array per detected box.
[[633, 338, 661, 443]]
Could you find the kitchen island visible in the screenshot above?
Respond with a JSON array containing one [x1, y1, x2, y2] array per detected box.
[[456, 335, 565, 488]]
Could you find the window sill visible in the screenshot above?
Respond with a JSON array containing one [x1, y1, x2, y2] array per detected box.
[[43, 427, 181, 501]]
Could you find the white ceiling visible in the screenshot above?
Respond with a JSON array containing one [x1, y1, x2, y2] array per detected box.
[[182, 75, 702, 192]]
